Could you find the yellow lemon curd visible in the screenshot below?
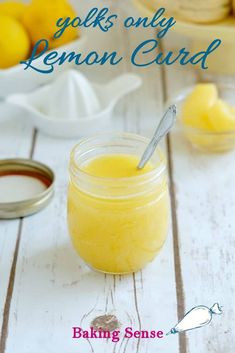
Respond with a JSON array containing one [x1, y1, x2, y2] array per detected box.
[[68, 154, 169, 274], [181, 84, 235, 152]]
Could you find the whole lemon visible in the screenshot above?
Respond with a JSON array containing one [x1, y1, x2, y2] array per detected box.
[[0, 15, 31, 69], [22, 0, 79, 50], [0, 1, 27, 20]]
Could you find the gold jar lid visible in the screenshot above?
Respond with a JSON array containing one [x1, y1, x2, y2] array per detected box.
[[0, 159, 55, 219]]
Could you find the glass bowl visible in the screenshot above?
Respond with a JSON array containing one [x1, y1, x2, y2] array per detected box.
[[169, 84, 235, 153]]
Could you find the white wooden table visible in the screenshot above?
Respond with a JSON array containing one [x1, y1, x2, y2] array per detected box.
[[0, 1, 235, 352]]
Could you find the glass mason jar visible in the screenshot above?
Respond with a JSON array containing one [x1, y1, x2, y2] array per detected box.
[[68, 133, 170, 274]]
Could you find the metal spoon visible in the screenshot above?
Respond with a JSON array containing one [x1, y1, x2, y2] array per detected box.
[[138, 104, 177, 169]]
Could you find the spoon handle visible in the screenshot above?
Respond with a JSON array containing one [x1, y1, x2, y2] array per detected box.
[[138, 105, 177, 169]]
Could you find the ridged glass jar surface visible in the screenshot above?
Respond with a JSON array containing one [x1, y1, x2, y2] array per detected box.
[[68, 133, 170, 274]]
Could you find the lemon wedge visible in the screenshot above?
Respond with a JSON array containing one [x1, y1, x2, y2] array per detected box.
[[208, 100, 235, 132], [182, 84, 218, 130]]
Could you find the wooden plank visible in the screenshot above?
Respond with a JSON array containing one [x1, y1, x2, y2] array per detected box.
[[0, 120, 33, 349], [164, 62, 235, 352]]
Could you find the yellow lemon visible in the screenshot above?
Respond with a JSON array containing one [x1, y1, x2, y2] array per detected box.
[[0, 1, 27, 20], [22, 0, 79, 50], [182, 84, 218, 131], [0, 15, 30, 69], [208, 100, 235, 132]]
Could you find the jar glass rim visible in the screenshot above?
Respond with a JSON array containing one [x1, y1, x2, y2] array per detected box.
[[70, 132, 166, 184]]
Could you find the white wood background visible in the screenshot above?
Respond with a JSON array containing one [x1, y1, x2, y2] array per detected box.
[[0, 1, 235, 352]]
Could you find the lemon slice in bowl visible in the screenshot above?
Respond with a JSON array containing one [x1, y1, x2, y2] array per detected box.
[[208, 99, 235, 132], [181, 84, 218, 131]]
